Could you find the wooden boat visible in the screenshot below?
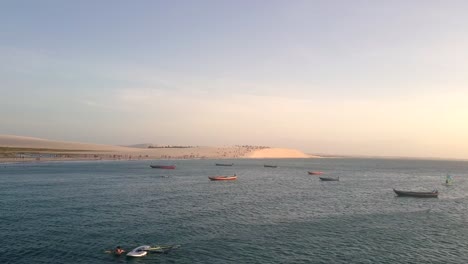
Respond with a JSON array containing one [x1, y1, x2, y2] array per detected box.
[[319, 176, 339, 181], [150, 165, 176, 169], [209, 175, 237, 181], [308, 171, 323, 175], [393, 189, 438, 198], [264, 165, 278, 168], [215, 163, 234, 166]]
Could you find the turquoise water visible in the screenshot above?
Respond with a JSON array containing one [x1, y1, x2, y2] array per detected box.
[[1, 158, 468, 263]]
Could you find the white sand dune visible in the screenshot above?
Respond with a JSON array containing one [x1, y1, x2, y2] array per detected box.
[[243, 148, 313, 158]]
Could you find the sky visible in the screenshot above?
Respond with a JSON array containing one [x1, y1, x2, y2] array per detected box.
[[1, 0, 468, 159]]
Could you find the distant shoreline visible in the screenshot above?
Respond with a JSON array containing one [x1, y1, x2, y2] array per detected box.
[[0, 146, 315, 164], [0, 155, 316, 165], [0, 135, 316, 163], [2, 152, 466, 164]]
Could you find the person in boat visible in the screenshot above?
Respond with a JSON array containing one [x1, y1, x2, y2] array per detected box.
[[114, 246, 125, 255]]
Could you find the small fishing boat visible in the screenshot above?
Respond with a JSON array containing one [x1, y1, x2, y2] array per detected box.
[[393, 189, 438, 198], [264, 165, 278, 168], [319, 176, 339, 181], [209, 175, 237, 181], [215, 163, 234, 166], [150, 165, 176, 169], [127, 245, 151, 257], [308, 171, 323, 175]]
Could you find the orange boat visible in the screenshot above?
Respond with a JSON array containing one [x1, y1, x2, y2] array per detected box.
[[308, 171, 323, 175], [208, 175, 237, 181]]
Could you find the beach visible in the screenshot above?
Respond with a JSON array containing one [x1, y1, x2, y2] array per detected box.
[[0, 135, 315, 163]]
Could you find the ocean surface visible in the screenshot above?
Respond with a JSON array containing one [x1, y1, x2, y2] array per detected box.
[[1, 158, 468, 264]]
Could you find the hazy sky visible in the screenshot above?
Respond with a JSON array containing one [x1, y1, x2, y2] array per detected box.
[[1, 0, 468, 159]]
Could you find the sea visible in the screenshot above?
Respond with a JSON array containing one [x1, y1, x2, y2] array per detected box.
[[1, 158, 468, 264]]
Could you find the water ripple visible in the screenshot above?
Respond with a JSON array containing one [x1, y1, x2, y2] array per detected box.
[[2, 158, 468, 263]]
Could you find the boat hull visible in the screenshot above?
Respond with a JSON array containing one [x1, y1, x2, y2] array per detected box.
[[209, 176, 237, 181], [393, 189, 438, 198], [319, 177, 339, 181], [127, 245, 150, 257], [264, 165, 278, 168], [150, 165, 176, 169], [215, 163, 234, 166], [308, 171, 323, 175]]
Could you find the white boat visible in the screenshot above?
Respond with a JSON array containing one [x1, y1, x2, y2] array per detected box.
[[126, 245, 151, 257]]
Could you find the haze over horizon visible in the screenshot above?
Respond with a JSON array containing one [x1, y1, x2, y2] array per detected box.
[[2, 1, 468, 159]]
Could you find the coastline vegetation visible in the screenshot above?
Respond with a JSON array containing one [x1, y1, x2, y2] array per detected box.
[[0, 147, 96, 158]]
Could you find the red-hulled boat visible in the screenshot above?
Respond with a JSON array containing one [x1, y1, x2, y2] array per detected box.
[[308, 171, 323, 175], [208, 175, 237, 181], [150, 165, 176, 169]]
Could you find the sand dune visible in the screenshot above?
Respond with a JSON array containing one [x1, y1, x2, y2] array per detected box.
[[243, 148, 312, 158], [0, 135, 133, 152], [0, 134, 317, 162]]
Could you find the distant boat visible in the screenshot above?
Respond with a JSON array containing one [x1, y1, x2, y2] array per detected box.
[[264, 165, 278, 168], [215, 163, 234, 166], [150, 165, 176, 169], [209, 175, 237, 181], [319, 176, 339, 181], [308, 171, 323, 175], [393, 189, 438, 198], [445, 174, 453, 186]]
